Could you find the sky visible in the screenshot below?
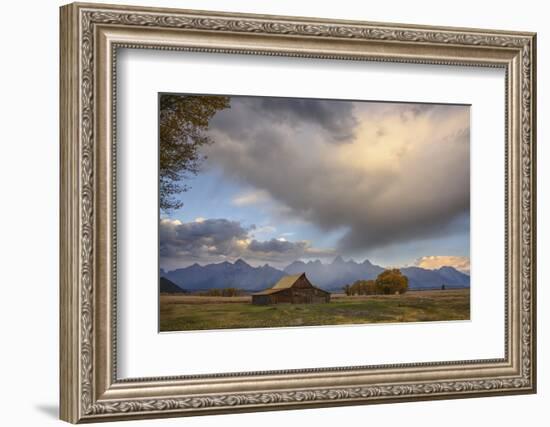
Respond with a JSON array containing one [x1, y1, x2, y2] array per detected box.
[[160, 95, 470, 273]]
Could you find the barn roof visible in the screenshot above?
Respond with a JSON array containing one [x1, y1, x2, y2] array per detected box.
[[271, 273, 304, 290], [251, 274, 303, 296], [252, 273, 330, 296]]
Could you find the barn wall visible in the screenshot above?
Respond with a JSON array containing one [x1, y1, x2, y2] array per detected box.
[[272, 289, 293, 304], [290, 287, 330, 304]]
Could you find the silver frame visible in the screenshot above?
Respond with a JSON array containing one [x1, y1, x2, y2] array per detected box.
[[60, 2, 536, 423]]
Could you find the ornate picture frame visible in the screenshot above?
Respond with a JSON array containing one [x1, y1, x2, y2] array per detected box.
[[60, 2, 536, 423]]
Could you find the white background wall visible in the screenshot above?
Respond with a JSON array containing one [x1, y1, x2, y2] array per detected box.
[[0, 0, 546, 426]]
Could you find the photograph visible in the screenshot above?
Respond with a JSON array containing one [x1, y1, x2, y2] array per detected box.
[[158, 94, 471, 332]]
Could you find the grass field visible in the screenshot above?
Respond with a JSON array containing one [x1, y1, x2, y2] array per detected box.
[[159, 289, 470, 331]]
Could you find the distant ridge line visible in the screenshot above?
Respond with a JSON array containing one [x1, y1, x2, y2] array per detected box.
[[162, 258, 470, 292]]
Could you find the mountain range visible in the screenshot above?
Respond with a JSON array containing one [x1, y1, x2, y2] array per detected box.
[[162, 257, 470, 292]]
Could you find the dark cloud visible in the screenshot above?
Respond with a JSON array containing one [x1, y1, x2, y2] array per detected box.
[[248, 238, 307, 254], [160, 218, 333, 269], [210, 96, 358, 143], [256, 97, 358, 142], [204, 98, 470, 254], [160, 218, 250, 261]]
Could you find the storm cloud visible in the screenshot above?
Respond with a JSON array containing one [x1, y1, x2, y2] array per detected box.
[[248, 238, 307, 254], [256, 97, 358, 142], [160, 218, 333, 269], [160, 218, 250, 261], [210, 96, 358, 143], [205, 98, 470, 254]]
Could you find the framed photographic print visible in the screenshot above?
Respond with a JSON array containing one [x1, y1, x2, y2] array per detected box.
[[157, 94, 472, 332], [60, 2, 537, 423]]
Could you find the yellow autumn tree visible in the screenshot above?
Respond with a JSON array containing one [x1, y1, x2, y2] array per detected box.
[[375, 269, 409, 295]]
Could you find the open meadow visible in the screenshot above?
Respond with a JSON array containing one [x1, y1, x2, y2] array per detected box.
[[159, 289, 470, 332]]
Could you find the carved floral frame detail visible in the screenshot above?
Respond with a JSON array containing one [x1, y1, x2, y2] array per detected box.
[[60, 2, 536, 423]]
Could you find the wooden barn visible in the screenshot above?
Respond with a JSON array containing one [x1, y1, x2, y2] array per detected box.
[[251, 273, 330, 305]]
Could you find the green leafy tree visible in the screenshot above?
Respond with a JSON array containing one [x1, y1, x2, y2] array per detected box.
[[160, 94, 230, 212], [375, 269, 409, 295]]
